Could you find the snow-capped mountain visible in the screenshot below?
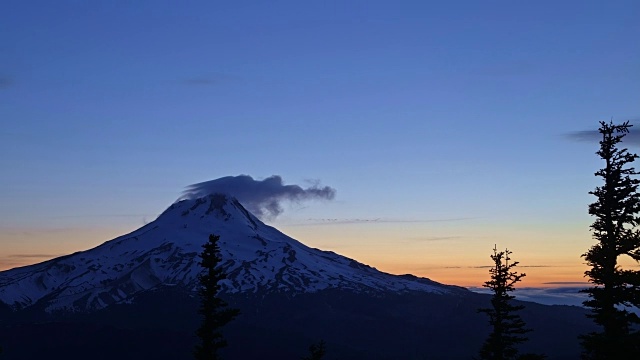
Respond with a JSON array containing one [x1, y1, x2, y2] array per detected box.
[[0, 194, 458, 312]]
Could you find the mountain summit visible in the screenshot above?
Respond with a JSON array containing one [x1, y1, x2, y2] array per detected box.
[[0, 193, 456, 312]]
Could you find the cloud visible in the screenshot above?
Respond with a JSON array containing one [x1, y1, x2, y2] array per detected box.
[[478, 61, 535, 77], [8, 254, 62, 259], [48, 214, 152, 219], [566, 120, 640, 145], [0, 254, 62, 270], [518, 265, 553, 268], [469, 264, 552, 269], [289, 217, 474, 226], [543, 281, 589, 285], [183, 77, 219, 86], [0, 227, 83, 236], [469, 286, 588, 307], [406, 236, 461, 242], [182, 73, 236, 86], [181, 175, 336, 219]]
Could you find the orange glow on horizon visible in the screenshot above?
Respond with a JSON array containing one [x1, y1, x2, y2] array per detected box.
[[370, 261, 589, 289]]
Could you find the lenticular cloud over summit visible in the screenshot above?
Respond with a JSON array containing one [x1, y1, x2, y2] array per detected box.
[[180, 175, 336, 219]]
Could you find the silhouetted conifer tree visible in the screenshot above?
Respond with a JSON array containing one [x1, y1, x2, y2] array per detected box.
[[194, 234, 239, 360], [581, 120, 640, 359], [301, 340, 326, 360], [478, 246, 534, 360]]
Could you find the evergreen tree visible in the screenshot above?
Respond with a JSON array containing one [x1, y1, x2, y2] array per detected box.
[[301, 340, 326, 360], [478, 246, 532, 360], [194, 234, 240, 360], [581, 120, 640, 359]]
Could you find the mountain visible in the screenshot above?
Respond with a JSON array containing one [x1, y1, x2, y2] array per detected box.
[[0, 193, 594, 359], [0, 193, 460, 313]]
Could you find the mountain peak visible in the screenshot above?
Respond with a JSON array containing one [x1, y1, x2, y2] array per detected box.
[[160, 193, 260, 231], [0, 194, 461, 312]]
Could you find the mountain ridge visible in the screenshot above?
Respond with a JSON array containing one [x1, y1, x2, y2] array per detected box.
[[0, 193, 460, 313]]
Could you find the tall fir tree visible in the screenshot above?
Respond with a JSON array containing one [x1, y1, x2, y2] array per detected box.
[[194, 234, 240, 360], [581, 120, 640, 359], [478, 246, 532, 360]]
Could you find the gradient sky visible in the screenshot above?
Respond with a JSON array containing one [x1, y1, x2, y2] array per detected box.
[[1, 1, 639, 287]]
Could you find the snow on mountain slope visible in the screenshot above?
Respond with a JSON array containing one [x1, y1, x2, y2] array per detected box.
[[0, 194, 459, 312]]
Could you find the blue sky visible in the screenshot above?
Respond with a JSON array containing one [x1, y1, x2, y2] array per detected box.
[[1, 0, 639, 287]]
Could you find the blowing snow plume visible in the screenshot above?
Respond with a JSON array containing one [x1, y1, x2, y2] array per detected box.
[[181, 175, 336, 219]]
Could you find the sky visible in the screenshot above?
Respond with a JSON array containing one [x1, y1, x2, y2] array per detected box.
[[1, 1, 639, 291]]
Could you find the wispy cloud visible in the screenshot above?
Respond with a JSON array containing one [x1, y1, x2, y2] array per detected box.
[[478, 61, 536, 77], [469, 286, 588, 307], [47, 214, 153, 219], [543, 281, 589, 285], [289, 217, 474, 226], [405, 236, 461, 242], [519, 265, 554, 268], [7, 254, 62, 259], [182, 73, 236, 86], [0, 254, 62, 271], [566, 119, 640, 145], [412, 264, 558, 272], [466, 264, 553, 269], [0, 227, 80, 236]]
